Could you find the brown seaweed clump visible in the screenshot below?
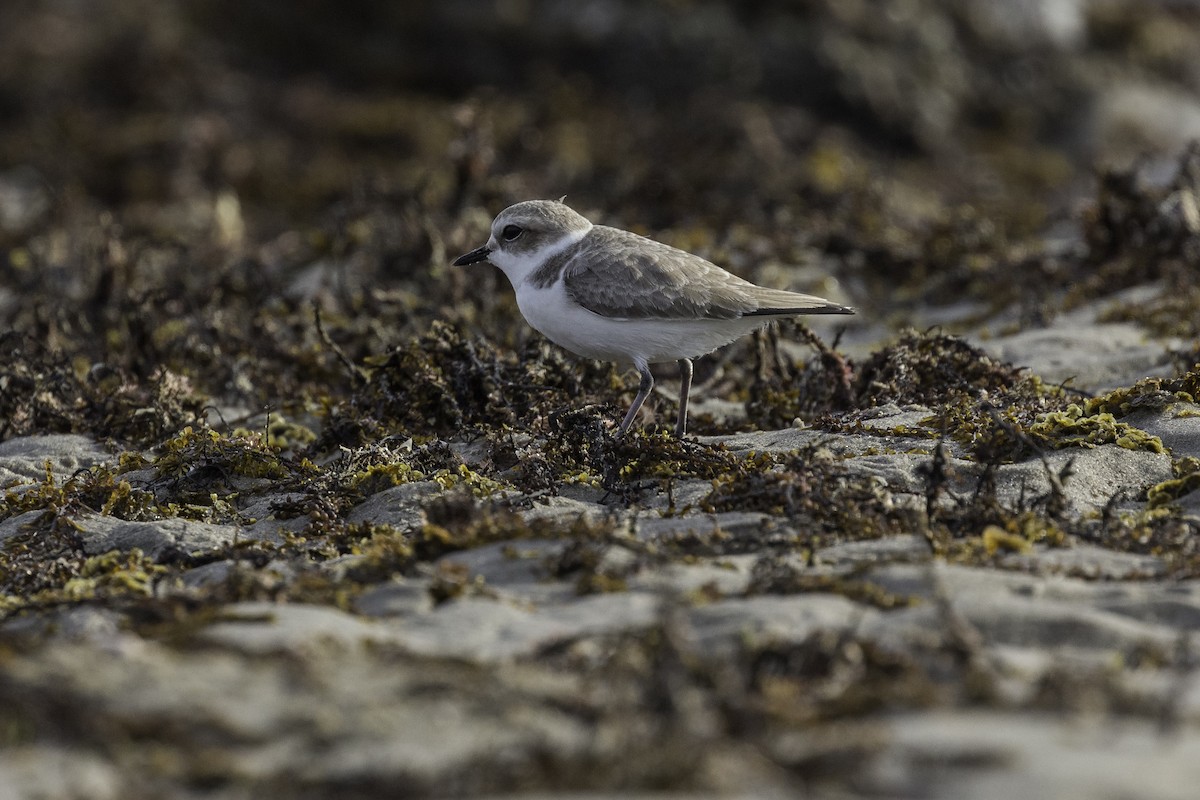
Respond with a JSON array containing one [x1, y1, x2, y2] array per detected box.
[[0, 332, 205, 448], [313, 320, 624, 449], [751, 328, 1072, 462], [852, 330, 1025, 408], [1083, 143, 1200, 279], [1081, 144, 1200, 339], [703, 445, 903, 550], [746, 322, 857, 429]]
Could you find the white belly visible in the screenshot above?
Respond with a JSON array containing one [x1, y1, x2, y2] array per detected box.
[[514, 282, 766, 367]]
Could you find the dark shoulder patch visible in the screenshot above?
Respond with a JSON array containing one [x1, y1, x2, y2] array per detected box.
[[527, 238, 584, 289]]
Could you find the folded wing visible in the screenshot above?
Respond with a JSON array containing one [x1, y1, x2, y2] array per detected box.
[[563, 227, 853, 320]]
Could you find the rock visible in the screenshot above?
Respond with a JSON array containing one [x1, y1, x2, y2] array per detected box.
[[0, 745, 120, 800], [345, 480, 442, 529], [1002, 543, 1167, 579], [198, 601, 404, 656], [0, 435, 112, 488], [979, 322, 1177, 393], [355, 578, 436, 617], [634, 511, 773, 542], [75, 512, 239, 558], [966, 445, 1173, 512], [0, 166, 51, 235], [390, 594, 663, 662], [817, 535, 932, 567], [1096, 83, 1200, 165], [429, 538, 575, 603], [844, 711, 1200, 799], [1126, 403, 1200, 460], [0, 510, 43, 545], [688, 594, 880, 658]]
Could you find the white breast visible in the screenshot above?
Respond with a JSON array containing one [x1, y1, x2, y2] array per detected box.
[[513, 280, 766, 368]]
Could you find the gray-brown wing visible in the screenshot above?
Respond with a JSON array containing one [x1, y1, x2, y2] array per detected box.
[[563, 226, 851, 320]]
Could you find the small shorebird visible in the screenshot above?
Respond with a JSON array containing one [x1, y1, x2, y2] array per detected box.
[[454, 200, 854, 437]]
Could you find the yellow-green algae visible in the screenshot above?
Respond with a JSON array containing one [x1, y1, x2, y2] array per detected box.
[[1, 460, 158, 523], [1028, 404, 1165, 453], [1083, 370, 1200, 417], [2, 544, 166, 614], [980, 524, 1033, 555], [60, 548, 165, 601], [1147, 457, 1200, 509], [153, 426, 302, 482]]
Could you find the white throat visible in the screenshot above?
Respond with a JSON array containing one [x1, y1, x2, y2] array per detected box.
[[489, 226, 590, 288]]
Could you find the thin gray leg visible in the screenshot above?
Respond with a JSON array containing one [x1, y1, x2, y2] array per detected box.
[[617, 364, 654, 437], [675, 358, 693, 438]]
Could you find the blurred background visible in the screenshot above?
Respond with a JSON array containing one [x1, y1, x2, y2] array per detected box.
[[2, 0, 1198, 429]]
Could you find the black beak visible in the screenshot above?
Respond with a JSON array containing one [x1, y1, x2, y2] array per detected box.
[[453, 245, 491, 266]]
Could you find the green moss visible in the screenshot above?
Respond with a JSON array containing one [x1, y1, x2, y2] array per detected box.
[[0, 482, 94, 609], [428, 561, 487, 605], [430, 463, 510, 497], [1083, 369, 1200, 418], [0, 335, 205, 448], [1147, 457, 1200, 509], [532, 411, 780, 504], [575, 573, 629, 595], [233, 416, 318, 450], [0, 460, 61, 520], [938, 514, 1067, 566], [1, 542, 167, 613], [417, 492, 616, 562], [269, 439, 468, 523], [0, 461, 158, 523], [854, 331, 1030, 408], [154, 426, 300, 482], [61, 548, 166, 601], [1028, 404, 1165, 453], [347, 461, 429, 492], [981, 524, 1032, 555]]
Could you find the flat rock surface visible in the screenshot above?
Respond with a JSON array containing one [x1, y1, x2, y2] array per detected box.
[[2, 413, 1198, 797], [0, 434, 113, 487], [978, 321, 1178, 393]]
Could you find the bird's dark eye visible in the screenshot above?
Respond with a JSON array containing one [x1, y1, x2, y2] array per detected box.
[[501, 224, 524, 242]]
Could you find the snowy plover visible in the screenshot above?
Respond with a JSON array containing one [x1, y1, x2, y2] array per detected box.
[[454, 200, 854, 437]]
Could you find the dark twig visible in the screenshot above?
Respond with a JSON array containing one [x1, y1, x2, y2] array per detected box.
[[314, 303, 369, 387]]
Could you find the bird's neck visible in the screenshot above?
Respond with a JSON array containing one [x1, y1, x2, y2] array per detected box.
[[492, 227, 591, 289]]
